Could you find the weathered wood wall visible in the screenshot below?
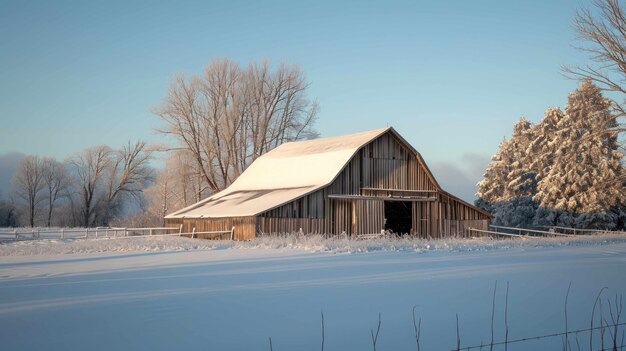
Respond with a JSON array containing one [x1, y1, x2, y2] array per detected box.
[[256, 217, 327, 235], [165, 217, 256, 241], [353, 200, 385, 235], [443, 219, 489, 237], [412, 192, 491, 238]]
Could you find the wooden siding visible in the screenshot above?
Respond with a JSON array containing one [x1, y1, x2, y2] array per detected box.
[[443, 219, 489, 237], [169, 130, 491, 240], [353, 199, 385, 235], [256, 217, 327, 235], [360, 133, 437, 191], [165, 217, 256, 241]]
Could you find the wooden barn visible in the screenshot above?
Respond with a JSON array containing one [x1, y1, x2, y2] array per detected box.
[[165, 127, 491, 240]]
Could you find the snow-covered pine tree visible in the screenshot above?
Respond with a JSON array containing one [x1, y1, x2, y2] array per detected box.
[[476, 117, 539, 226], [535, 80, 624, 226], [476, 138, 511, 205], [503, 117, 535, 199], [528, 107, 565, 226], [491, 195, 538, 227], [486, 117, 538, 227], [527, 107, 564, 189]]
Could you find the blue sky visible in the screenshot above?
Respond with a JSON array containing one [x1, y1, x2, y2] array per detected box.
[[0, 0, 592, 200]]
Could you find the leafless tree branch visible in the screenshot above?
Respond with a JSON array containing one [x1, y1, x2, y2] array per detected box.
[[566, 0, 626, 138], [154, 59, 318, 197]]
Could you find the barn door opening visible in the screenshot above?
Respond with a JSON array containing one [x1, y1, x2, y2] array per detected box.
[[384, 201, 412, 235]]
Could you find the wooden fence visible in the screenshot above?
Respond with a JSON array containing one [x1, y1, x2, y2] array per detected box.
[[0, 226, 234, 242], [467, 224, 626, 238]]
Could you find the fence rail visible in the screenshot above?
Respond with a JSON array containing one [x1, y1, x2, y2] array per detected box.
[[468, 228, 528, 238], [468, 224, 626, 239], [542, 225, 626, 235], [0, 225, 235, 241], [489, 225, 575, 237]]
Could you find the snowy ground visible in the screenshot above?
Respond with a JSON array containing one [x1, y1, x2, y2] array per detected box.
[[1, 235, 626, 350]]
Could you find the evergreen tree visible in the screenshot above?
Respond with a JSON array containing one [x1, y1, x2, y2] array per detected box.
[[476, 138, 511, 204], [503, 117, 535, 199], [527, 108, 564, 191], [528, 108, 565, 227], [536, 80, 624, 216], [477, 118, 538, 227], [491, 195, 538, 227], [477, 80, 625, 229]]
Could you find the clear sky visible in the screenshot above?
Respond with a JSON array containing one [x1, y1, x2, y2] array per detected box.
[[0, 0, 593, 201]]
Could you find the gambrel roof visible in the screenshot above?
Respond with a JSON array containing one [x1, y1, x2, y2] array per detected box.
[[166, 128, 390, 218], [165, 127, 487, 219]]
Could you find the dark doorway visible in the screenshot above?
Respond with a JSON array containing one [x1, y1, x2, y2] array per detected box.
[[384, 201, 412, 235]]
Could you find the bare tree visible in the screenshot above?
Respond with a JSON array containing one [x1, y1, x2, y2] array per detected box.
[[11, 155, 45, 227], [564, 0, 626, 135], [103, 141, 154, 223], [155, 58, 318, 194], [41, 157, 70, 227], [70, 142, 154, 227], [70, 146, 111, 227], [70, 142, 153, 227], [144, 168, 172, 227], [245, 61, 319, 160], [144, 149, 207, 225]]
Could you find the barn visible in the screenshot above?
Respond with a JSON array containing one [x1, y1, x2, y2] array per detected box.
[[164, 127, 491, 240]]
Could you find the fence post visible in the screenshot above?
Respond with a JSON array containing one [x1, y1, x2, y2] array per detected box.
[[179, 224, 183, 236], [86, 228, 89, 239], [191, 227, 196, 239], [149, 228, 153, 236], [61, 228, 64, 239], [14, 228, 17, 239], [96, 228, 99, 238], [124, 228, 127, 237], [230, 226, 235, 241]]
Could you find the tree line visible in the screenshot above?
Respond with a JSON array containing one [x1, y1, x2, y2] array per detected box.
[[0, 59, 318, 228], [476, 80, 625, 229], [1, 142, 154, 228]]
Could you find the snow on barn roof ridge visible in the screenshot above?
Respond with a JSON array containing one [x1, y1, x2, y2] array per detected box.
[[165, 127, 393, 219]]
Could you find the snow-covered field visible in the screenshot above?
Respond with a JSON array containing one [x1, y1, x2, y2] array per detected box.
[[1, 235, 626, 350]]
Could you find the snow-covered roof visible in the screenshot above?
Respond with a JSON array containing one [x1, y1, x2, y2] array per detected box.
[[165, 127, 391, 218]]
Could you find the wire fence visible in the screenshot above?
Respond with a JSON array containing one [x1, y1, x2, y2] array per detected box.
[[454, 322, 626, 351]]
